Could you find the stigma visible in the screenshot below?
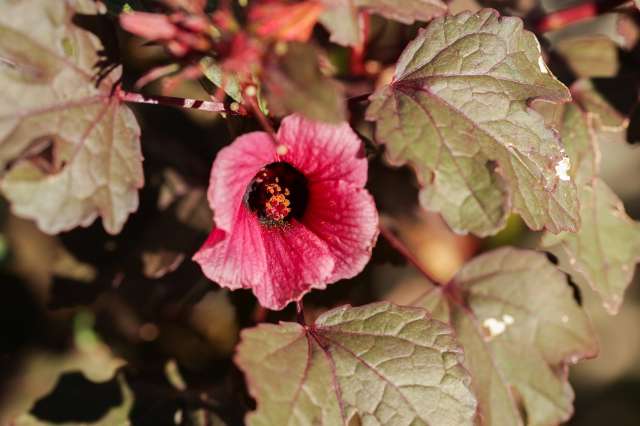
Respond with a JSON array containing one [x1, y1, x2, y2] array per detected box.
[[245, 162, 308, 226]]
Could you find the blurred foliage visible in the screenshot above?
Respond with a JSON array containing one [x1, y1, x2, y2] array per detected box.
[[2, 0, 640, 424]]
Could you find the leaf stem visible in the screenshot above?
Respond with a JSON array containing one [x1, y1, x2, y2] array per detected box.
[[378, 222, 443, 286], [245, 91, 279, 146], [117, 89, 245, 114]]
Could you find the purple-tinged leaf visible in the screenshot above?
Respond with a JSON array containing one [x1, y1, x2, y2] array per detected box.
[[0, 0, 143, 235], [540, 103, 640, 314], [236, 302, 477, 425], [366, 9, 578, 237], [571, 80, 628, 136], [411, 248, 598, 426]]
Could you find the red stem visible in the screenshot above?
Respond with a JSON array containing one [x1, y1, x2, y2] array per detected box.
[[378, 222, 443, 286], [246, 95, 279, 146]]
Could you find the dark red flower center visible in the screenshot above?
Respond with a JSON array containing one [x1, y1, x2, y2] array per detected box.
[[245, 162, 308, 226]]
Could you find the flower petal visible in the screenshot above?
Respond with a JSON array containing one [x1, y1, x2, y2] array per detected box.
[[303, 180, 379, 281], [208, 132, 277, 231], [256, 221, 335, 309], [194, 205, 336, 310], [193, 207, 267, 291], [278, 114, 367, 186]]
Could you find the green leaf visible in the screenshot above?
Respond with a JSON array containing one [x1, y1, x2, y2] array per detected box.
[[0, 0, 143, 235], [366, 9, 578, 237], [235, 302, 478, 425], [540, 103, 640, 314], [263, 43, 346, 123], [319, 0, 447, 46], [411, 248, 597, 426], [200, 56, 244, 103]]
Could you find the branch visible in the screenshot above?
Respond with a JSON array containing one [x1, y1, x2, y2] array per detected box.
[[378, 221, 443, 286], [118, 89, 246, 115]]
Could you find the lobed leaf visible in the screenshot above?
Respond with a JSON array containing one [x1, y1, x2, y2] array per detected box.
[[0, 0, 143, 235], [571, 80, 628, 134], [540, 102, 640, 314], [236, 302, 477, 425], [366, 9, 578, 237], [412, 248, 597, 426]]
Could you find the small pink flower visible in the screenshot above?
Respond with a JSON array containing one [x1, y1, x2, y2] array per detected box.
[[193, 115, 379, 310]]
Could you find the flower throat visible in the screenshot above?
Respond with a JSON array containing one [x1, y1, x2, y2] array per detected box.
[[245, 162, 309, 226]]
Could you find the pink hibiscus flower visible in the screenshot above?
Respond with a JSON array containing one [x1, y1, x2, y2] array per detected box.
[[193, 115, 379, 310]]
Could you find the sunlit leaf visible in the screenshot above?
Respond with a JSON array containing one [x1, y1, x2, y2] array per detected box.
[[540, 103, 640, 314], [366, 9, 577, 237], [0, 0, 144, 235], [236, 302, 477, 425], [411, 248, 597, 426]]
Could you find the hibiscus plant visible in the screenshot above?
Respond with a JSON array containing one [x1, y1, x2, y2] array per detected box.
[[1, 0, 640, 425]]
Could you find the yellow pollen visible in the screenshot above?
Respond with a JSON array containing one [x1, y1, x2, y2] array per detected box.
[[261, 182, 294, 222]]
